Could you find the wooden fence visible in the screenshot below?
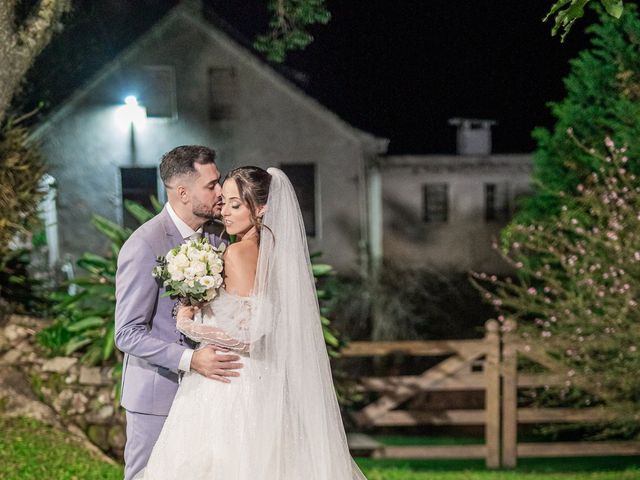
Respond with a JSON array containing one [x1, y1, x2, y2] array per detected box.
[[341, 319, 640, 468]]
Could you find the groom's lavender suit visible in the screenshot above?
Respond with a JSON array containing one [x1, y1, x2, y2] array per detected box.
[[115, 206, 224, 479]]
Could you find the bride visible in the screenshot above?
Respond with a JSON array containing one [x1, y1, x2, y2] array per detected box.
[[135, 167, 366, 479]]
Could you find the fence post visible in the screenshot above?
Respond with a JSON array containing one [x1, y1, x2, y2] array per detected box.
[[502, 318, 518, 468], [484, 319, 501, 468]]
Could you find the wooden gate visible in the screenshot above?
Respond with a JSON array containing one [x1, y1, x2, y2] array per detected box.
[[342, 320, 502, 467], [342, 319, 640, 468]]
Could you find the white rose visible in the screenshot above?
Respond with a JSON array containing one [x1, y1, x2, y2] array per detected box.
[[173, 253, 189, 268], [208, 256, 223, 275], [200, 276, 216, 289], [168, 264, 185, 282], [183, 266, 197, 280], [191, 261, 207, 277]]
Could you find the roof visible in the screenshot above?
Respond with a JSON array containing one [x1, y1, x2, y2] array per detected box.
[[383, 153, 532, 173], [30, 0, 389, 153]]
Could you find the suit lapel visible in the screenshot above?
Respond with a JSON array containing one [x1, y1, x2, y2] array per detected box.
[[160, 206, 183, 251]]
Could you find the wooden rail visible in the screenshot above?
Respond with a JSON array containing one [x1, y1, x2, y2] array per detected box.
[[342, 319, 640, 468]]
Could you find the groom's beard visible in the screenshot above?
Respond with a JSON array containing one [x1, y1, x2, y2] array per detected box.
[[192, 200, 218, 221]]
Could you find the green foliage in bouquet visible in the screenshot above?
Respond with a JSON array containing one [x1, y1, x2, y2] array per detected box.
[[472, 135, 640, 432]]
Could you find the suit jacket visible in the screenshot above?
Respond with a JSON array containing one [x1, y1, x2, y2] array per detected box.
[[115, 205, 225, 415]]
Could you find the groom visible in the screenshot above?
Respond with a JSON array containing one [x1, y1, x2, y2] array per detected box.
[[115, 145, 242, 480]]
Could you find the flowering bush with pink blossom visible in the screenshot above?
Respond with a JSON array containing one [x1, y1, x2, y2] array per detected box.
[[472, 134, 640, 425]]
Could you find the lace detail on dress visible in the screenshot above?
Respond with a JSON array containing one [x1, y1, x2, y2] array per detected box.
[[176, 289, 255, 354]]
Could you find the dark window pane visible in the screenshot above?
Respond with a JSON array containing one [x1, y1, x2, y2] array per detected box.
[[139, 66, 176, 118], [208, 67, 237, 120], [121, 167, 158, 229], [423, 183, 448, 223], [280, 164, 316, 236], [484, 182, 510, 222]]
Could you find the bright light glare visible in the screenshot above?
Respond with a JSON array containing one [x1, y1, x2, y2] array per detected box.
[[124, 95, 138, 106], [115, 96, 146, 130]]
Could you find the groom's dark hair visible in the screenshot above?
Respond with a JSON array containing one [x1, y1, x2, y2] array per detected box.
[[159, 145, 217, 186]]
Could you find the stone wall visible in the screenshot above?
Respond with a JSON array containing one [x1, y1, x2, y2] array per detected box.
[[0, 314, 124, 461]]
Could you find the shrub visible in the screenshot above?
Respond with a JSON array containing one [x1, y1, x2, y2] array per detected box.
[[0, 123, 46, 315], [473, 135, 640, 430]]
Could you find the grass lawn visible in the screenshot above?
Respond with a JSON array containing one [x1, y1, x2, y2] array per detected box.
[[0, 416, 123, 480], [354, 435, 640, 479], [2, 417, 639, 479], [356, 457, 640, 479]]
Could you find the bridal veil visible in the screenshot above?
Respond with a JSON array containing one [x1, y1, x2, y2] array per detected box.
[[240, 167, 366, 479]]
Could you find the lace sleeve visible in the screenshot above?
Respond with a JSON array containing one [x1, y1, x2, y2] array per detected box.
[[176, 307, 249, 354]]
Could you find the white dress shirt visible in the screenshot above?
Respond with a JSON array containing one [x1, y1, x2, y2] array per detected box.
[[166, 202, 203, 373]]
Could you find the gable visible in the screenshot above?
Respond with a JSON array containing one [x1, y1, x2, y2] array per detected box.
[[31, 2, 387, 153]]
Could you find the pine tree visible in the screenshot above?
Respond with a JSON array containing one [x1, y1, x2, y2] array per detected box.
[[473, 136, 640, 427], [513, 4, 640, 227]]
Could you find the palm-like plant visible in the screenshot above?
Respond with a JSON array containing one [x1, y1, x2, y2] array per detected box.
[[37, 199, 160, 364]]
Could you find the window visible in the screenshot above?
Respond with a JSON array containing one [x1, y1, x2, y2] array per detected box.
[[139, 65, 177, 119], [485, 183, 510, 222], [280, 164, 316, 236], [120, 167, 158, 229], [208, 67, 237, 120], [422, 183, 448, 223]]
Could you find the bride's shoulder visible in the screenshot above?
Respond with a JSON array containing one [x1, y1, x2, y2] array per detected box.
[[223, 241, 258, 296], [223, 241, 258, 273], [224, 240, 258, 260]]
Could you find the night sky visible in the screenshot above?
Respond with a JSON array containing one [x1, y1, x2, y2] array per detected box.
[[22, 0, 596, 154]]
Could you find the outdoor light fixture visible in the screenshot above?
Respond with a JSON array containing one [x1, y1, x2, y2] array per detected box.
[[115, 94, 147, 129], [124, 95, 138, 106]]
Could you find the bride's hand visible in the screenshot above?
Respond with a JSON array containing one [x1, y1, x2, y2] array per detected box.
[[176, 305, 199, 323]]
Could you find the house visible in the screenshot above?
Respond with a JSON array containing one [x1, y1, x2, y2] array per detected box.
[[32, 1, 534, 278], [371, 119, 533, 274], [31, 0, 388, 275]]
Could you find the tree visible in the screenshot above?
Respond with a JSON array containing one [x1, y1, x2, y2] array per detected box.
[[254, 0, 330, 63], [547, 0, 624, 40], [473, 136, 640, 425], [0, 0, 72, 122], [510, 3, 640, 229]]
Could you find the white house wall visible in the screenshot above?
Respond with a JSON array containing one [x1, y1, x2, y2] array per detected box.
[[382, 154, 532, 274], [36, 8, 373, 273]]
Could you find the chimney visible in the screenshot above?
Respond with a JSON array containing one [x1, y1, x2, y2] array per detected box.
[[448, 118, 497, 155]]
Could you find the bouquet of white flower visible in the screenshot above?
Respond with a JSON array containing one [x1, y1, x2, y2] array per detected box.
[[152, 238, 225, 306]]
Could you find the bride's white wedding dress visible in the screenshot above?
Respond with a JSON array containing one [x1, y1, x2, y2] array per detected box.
[[135, 289, 263, 479], [135, 168, 366, 479], [135, 288, 365, 479]]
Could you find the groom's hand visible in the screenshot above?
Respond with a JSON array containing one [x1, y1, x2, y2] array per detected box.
[[190, 345, 243, 383]]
